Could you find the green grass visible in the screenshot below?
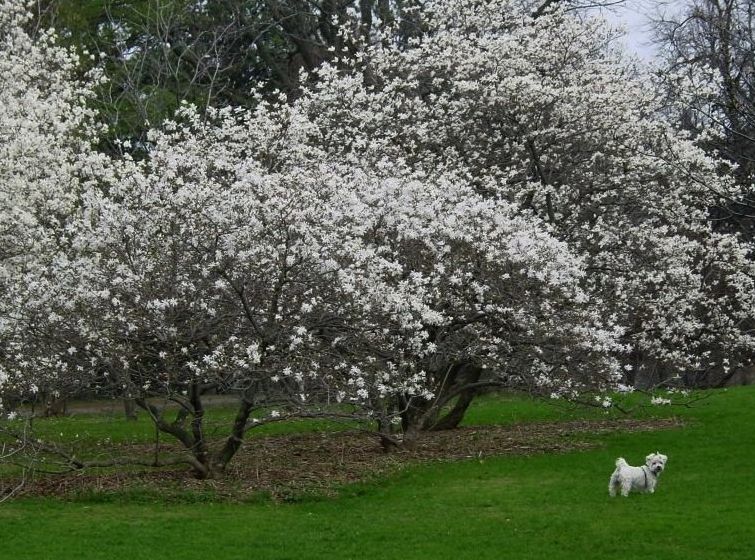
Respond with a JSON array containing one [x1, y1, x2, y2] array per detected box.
[[460, 390, 657, 425], [13, 402, 361, 446], [0, 387, 753, 559]]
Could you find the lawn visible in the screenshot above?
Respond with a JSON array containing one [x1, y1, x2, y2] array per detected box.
[[0, 386, 753, 559]]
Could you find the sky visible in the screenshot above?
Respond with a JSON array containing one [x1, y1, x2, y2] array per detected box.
[[599, 0, 686, 60]]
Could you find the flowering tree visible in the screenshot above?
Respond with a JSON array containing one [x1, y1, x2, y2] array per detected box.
[[0, 0, 107, 414], [296, 0, 755, 393], [4, 99, 359, 477], [310, 159, 625, 446]]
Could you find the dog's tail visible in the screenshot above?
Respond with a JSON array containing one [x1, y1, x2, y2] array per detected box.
[[615, 457, 628, 468]]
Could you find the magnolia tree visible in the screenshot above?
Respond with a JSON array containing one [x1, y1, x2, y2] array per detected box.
[[654, 0, 755, 236], [314, 159, 626, 446], [0, 94, 342, 475], [0, 0, 628, 471], [58, 104, 352, 476], [296, 0, 755, 392], [0, 0, 109, 414], [0, 0, 121, 491]]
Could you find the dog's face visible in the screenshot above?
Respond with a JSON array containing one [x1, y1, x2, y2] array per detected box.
[[645, 452, 668, 475]]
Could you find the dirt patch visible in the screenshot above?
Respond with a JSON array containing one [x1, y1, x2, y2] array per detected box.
[[10, 417, 683, 501]]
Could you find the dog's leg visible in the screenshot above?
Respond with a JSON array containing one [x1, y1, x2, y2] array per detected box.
[[608, 472, 619, 497], [620, 480, 631, 497]]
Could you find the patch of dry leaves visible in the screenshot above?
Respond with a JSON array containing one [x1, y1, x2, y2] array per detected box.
[[16, 417, 682, 500]]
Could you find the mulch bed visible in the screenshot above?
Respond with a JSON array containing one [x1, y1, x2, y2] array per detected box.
[[9, 417, 683, 501]]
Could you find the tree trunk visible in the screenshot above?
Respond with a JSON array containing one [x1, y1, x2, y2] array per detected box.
[[120, 369, 138, 420], [429, 365, 483, 430], [135, 397, 211, 479], [211, 396, 254, 473], [401, 422, 423, 449], [42, 395, 67, 417], [429, 389, 477, 431], [398, 362, 483, 434], [123, 398, 138, 421], [188, 383, 211, 473]]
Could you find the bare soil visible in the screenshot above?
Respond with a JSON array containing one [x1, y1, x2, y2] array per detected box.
[[15, 417, 682, 501]]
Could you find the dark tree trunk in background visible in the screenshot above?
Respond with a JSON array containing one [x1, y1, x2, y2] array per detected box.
[[43, 396, 68, 417], [123, 398, 138, 421]]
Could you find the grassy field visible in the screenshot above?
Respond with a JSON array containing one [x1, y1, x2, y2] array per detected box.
[[0, 386, 753, 559]]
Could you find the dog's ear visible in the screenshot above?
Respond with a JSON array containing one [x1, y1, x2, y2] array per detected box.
[[645, 453, 656, 464], [659, 454, 668, 463]]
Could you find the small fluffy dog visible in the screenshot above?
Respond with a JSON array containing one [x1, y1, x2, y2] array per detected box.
[[608, 452, 668, 497]]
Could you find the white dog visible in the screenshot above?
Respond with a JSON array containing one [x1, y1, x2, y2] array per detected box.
[[608, 452, 668, 497]]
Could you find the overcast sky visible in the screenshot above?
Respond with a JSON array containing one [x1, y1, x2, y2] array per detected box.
[[600, 0, 686, 60]]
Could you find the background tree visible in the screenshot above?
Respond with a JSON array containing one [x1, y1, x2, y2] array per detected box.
[[26, 0, 423, 151], [655, 0, 755, 236], [26, 0, 623, 151]]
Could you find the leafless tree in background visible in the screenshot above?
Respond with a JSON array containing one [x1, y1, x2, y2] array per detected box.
[[655, 0, 755, 235]]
